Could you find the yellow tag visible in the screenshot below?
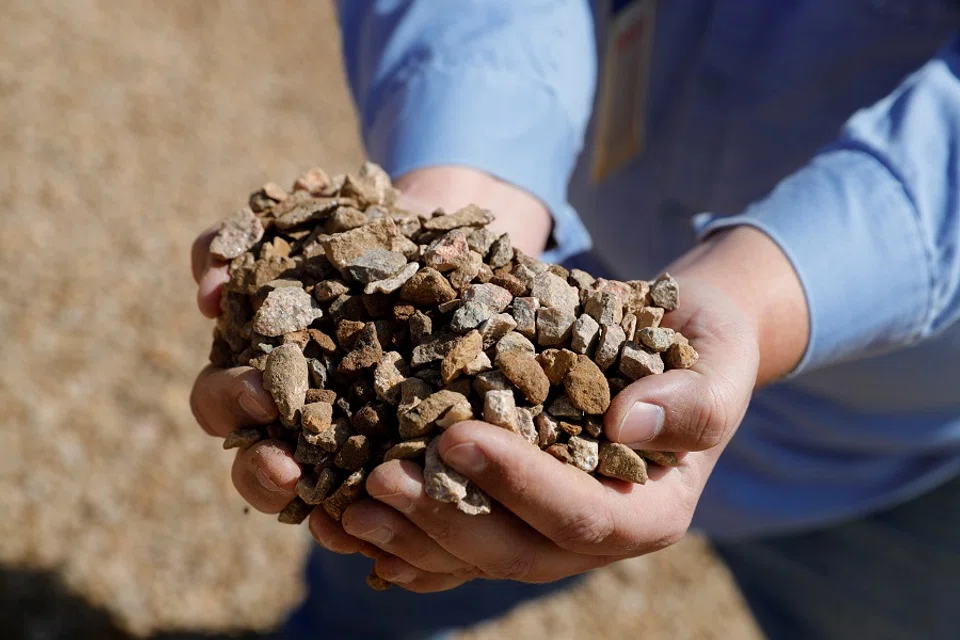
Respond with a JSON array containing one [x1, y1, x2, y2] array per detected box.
[[590, 0, 658, 185]]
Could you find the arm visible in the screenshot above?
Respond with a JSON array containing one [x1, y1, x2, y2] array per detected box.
[[335, 0, 598, 259]]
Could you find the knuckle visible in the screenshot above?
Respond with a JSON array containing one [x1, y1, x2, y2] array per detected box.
[[482, 551, 537, 581], [549, 509, 616, 552], [686, 382, 733, 451]]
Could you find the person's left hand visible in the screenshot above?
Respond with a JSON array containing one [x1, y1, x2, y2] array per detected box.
[[310, 277, 760, 592]]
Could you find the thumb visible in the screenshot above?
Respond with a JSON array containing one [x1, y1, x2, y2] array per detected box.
[[604, 307, 758, 453]]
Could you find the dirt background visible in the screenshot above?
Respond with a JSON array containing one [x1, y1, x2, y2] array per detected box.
[[0, 2, 760, 638]]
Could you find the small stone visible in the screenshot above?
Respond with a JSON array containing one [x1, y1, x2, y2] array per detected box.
[[558, 421, 582, 437], [548, 396, 583, 420], [450, 301, 491, 333], [568, 436, 600, 473], [638, 327, 675, 353], [308, 417, 352, 453], [473, 370, 513, 397], [569, 269, 595, 298], [496, 351, 550, 405], [262, 182, 289, 201], [296, 468, 339, 505], [278, 498, 313, 525], [364, 261, 419, 295], [537, 307, 576, 347], [625, 280, 651, 311], [632, 306, 663, 330], [373, 351, 407, 404], [620, 312, 638, 342], [308, 358, 329, 388], [323, 217, 401, 270], [223, 428, 264, 450], [437, 299, 462, 314], [210, 208, 265, 260], [483, 389, 519, 432], [399, 377, 434, 411], [447, 250, 483, 290], [584, 291, 623, 326], [293, 167, 330, 194], [598, 443, 649, 484], [295, 432, 329, 465], [571, 314, 600, 355], [399, 267, 457, 305], [301, 402, 334, 434], [664, 342, 699, 369], [411, 332, 459, 366], [424, 229, 470, 272], [594, 324, 627, 371], [366, 572, 392, 591], [305, 388, 337, 405], [441, 330, 483, 383], [408, 311, 433, 346], [639, 450, 680, 467], [490, 272, 527, 297], [530, 273, 579, 315], [487, 233, 514, 268], [345, 250, 407, 283], [423, 440, 492, 515], [463, 283, 513, 313], [478, 313, 518, 349], [495, 331, 536, 357], [262, 344, 308, 427], [335, 319, 366, 350], [424, 204, 495, 231], [463, 350, 493, 376], [323, 470, 367, 521], [338, 323, 383, 376], [334, 435, 371, 471], [511, 297, 540, 339], [650, 273, 680, 311], [512, 263, 539, 289], [399, 390, 470, 438], [619, 342, 665, 379], [392, 303, 417, 322], [564, 356, 611, 414], [325, 206, 368, 233], [515, 407, 540, 445], [435, 398, 474, 429], [537, 348, 579, 385], [467, 228, 497, 256], [313, 279, 350, 302], [545, 444, 573, 464], [384, 438, 429, 462], [253, 287, 323, 337], [585, 416, 603, 438], [535, 412, 560, 447]]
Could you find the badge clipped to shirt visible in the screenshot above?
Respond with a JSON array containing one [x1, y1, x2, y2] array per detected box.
[[590, 0, 658, 185]]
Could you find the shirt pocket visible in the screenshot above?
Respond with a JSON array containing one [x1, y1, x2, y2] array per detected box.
[[856, 0, 960, 26]]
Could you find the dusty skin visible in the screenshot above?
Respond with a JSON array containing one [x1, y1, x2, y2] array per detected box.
[[0, 1, 759, 638]]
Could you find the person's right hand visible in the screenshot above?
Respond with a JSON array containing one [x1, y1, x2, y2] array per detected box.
[[189, 166, 552, 549]]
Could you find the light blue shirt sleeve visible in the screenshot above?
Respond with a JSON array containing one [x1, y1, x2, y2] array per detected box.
[[699, 35, 960, 375], [334, 0, 597, 263]]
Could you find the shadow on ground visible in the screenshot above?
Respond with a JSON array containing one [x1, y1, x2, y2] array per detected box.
[[0, 566, 272, 640]]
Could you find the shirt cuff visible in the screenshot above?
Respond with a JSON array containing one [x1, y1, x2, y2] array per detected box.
[[695, 148, 935, 375], [363, 63, 592, 264]]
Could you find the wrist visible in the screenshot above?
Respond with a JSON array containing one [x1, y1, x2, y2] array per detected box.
[[395, 166, 553, 257], [668, 226, 810, 386]]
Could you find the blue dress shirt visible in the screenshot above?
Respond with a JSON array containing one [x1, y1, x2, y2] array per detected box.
[[335, 0, 960, 539]]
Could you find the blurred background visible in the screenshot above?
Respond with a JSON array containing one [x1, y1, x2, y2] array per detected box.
[[0, 2, 760, 638]]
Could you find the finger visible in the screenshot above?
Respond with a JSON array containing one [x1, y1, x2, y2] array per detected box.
[[190, 365, 278, 437], [341, 500, 473, 574], [437, 422, 694, 557], [604, 298, 758, 453], [231, 440, 300, 514], [191, 225, 230, 318], [373, 555, 472, 594], [366, 459, 608, 582], [308, 507, 381, 557]]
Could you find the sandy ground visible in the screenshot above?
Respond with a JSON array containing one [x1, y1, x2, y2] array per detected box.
[[0, 2, 760, 638]]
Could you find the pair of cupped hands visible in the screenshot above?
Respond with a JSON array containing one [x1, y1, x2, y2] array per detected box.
[[189, 167, 805, 592]]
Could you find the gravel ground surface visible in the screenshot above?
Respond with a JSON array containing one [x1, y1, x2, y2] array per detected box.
[[0, 2, 760, 638]]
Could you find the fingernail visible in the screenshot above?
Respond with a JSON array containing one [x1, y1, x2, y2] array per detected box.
[[238, 384, 273, 422], [616, 402, 665, 447], [387, 567, 418, 584], [442, 443, 487, 474], [252, 461, 285, 493], [355, 526, 393, 545]]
